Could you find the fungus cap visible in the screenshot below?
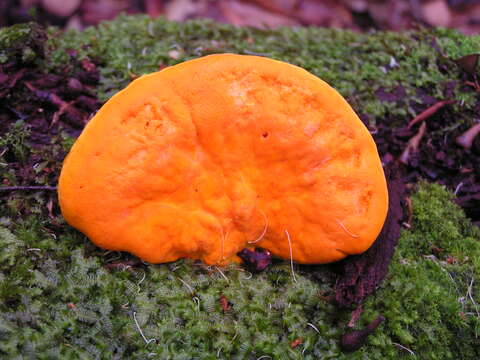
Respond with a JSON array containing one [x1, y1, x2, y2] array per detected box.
[[58, 54, 388, 265]]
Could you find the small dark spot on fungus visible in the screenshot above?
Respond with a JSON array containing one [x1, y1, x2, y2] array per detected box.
[[237, 247, 272, 272], [340, 315, 385, 352], [262, 132, 269, 138]]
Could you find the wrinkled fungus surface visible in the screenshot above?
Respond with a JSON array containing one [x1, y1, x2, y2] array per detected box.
[[59, 54, 388, 265]]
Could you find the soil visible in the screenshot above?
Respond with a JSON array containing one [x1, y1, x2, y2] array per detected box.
[[0, 26, 101, 198]]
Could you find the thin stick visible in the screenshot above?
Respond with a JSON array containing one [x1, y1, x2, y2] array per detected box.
[[133, 311, 156, 345], [136, 271, 146, 293], [0, 185, 57, 192], [336, 219, 359, 238], [284, 230, 297, 283], [407, 100, 456, 129], [215, 266, 229, 282], [454, 182, 464, 196], [467, 278, 480, 318], [393, 342, 415, 355], [178, 277, 194, 295], [248, 210, 268, 244], [241, 270, 252, 280], [307, 322, 320, 334]]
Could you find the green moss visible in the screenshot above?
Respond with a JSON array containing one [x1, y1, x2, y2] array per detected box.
[[45, 15, 479, 127], [0, 120, 31, 164], [362, 183, 480, 360], [435, 27, 480, 59], [0, 22, 46, 64], [1, 183, 478, 359]]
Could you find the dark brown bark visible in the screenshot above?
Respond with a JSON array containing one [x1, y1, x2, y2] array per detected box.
[[334, 162, 406, 308]]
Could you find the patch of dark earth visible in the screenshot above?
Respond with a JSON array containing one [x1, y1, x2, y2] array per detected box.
[[0, 26, 101, 219], [371, 85, 480, 226]]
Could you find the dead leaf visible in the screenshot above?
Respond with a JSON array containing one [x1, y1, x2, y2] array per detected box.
[[144, 0, 164, 17], [454, 54, 479, 77], [219, 0, 299, 28], [42, 0, 81, 17], [421, 0, 451, 27], [165, 0, 202, 22], [456, 123, 480, 149]]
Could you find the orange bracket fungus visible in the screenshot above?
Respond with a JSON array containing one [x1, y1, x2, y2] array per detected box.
[[58, 54, 388, 266]]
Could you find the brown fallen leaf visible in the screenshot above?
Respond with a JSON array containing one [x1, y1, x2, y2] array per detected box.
[[421, 0, 451, 27], [219, 0, 299, 28], [456, 123, 480, 149], [454, 54, 479, 77], [144, 0, 164, 17], [42, 0, 81, 17]]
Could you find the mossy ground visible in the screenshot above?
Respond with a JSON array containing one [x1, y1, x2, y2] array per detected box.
[[47, 15, 479, 126], [1, 183, 479, 359], [1, 17, 480, 359]]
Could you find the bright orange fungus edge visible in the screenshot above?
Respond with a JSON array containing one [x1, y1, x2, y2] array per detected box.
[[58, 54, 389, 266]]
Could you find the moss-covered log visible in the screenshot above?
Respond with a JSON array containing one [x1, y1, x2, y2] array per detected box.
[[0, 17, 479, 359]]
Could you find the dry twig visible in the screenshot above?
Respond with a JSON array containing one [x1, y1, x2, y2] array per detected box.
[[400, 122, 427, 164], [407, 100, 456, 129]]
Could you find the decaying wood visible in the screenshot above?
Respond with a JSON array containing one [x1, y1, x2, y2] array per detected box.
[[334, 162, 405, 308]]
